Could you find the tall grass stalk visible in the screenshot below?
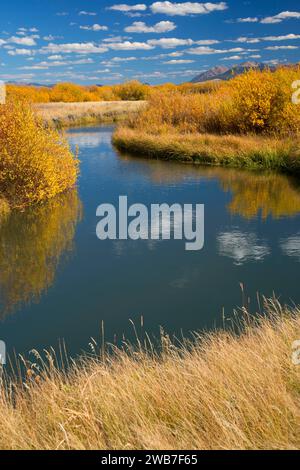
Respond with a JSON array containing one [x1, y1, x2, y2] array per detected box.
[[0, 300, 299, 450]]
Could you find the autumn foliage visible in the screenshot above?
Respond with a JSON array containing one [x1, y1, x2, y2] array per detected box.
[[7, 80, 151, 103], [0, 101, 79, 208], [128, 66, 300, 136]]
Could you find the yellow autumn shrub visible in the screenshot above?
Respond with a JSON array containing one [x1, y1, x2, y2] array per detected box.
[[0, 101, 79, 208], [6, 81, 150, 104], [128, 66, 300, 137], [7, 84, 51, 103], [115, 80, 151, 101], [220, 66, 300, 134]]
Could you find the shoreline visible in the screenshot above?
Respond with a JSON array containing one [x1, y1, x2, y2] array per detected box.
[[113, 127, 300, 175]]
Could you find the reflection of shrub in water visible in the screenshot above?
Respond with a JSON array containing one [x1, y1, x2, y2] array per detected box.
[[130, 162, 300, 220], [218, 171, 300, 219], [0, 189, 82, 317]]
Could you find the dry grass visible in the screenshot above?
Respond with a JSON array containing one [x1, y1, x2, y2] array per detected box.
[[0, 300, 300, 450], [34, 101, 146, 127], [114, 128, 300, 173]]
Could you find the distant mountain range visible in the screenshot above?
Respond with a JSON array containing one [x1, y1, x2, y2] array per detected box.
[[191, 61, 277, 83], [6, 81, 54, 87]]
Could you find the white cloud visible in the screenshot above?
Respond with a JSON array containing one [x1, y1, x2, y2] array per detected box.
[[106, 40, 154, 50], [108, 4, 147, 12], [234, 37, 261, 44], [79, 11, 97, 16], [80, 24, 108, 31], [221, 55, 243, 60], [19, 64, 49, 70], [187, 46, 244, 55], [111, 56, 138, 61], [8, 48, 35, 56], [8, 36, 37, 46], [265, 45, 298, 50], [237, 17, 258, 23], [125, 20, 176, 33], [263, 33, 300, 41], [163, 59, 195, 63], [196, 39, 220, 45], [147, 37, 194, 48], [48, 55, 63, 60], [261, 11, 300, 24], [102, 36, 130, 43], [150, 1, 228, 16], [40, 42, 108, 54], [43, 35, 62, 41]]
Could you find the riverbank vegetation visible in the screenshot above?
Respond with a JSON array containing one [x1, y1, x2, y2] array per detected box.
[[0, 101, 79, 209], [0, 300, 299, 450], [114, 67, 300, 173], [7, 80, 218, 104]]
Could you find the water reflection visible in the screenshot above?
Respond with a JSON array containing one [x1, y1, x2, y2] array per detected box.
[[217, 230, 270, 265], [68, 130, 112, 148], [118, 155, 300, 220], [216, 170, 300, 220], [280, 234, 300, 262], [0, 189, 82, 318]]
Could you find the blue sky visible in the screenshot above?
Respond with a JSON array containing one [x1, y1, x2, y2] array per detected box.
[[0, 0, 300, 84]]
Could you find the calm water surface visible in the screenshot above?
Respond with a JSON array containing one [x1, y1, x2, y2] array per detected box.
[[1, 125, 300, 358]]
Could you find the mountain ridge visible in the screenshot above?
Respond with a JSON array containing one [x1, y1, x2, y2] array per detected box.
[[191, 61, 277, 83]]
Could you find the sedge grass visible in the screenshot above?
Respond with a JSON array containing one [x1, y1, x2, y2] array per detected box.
[[0, 299, 300, 450], [113, 128, 300, 174]]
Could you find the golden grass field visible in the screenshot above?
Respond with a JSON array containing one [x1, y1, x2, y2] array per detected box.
[[0, 299, 299, 450], [35, 100, 146, 127]]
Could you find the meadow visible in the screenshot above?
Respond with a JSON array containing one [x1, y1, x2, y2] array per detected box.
[[0, 300, 299, 450], [35, 100, 146, 128], [114, 66, 300, 174]]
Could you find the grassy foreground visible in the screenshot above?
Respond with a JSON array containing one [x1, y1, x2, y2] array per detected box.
[[113, 128, 300, 173], [1, 300, 300, 450]]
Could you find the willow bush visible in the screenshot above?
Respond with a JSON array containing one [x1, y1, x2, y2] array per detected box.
[[128, 66, 300, 137], [0, 101, 79, 208]]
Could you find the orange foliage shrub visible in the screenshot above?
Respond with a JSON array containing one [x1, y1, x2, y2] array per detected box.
[[7, 80, 151, 104], [0, 101, 79, 208], [129, 66, 300, 136]]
